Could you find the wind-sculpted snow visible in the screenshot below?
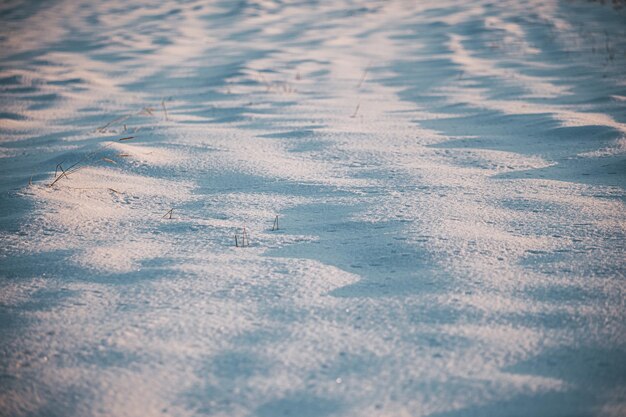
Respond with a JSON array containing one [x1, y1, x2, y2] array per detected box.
[[1, 0, 625, 416]]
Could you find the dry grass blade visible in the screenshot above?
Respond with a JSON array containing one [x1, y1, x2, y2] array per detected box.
[[67, 141, 118, 173], [97, 114, 131, 132], [49, 141, 119, 187], [54, 161, 67, 179], [48, 174, 65, 188], [350, 103, 360, 118], [49, 163, 70, 187], [235, 226, 250, 247], [162, 208, 174, 219], [161, 99, 169, 121], [356, 64, 370, 89], [243, 226, 249, 247], [64, 186, 123, 193]]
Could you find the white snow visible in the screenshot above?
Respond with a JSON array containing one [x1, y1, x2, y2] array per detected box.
[[1, 0, 625, 416]]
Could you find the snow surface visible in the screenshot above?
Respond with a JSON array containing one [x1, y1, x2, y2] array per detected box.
[[1, 0, 625, 416]]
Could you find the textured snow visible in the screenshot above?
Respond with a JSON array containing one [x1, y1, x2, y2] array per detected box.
[[1, 0, 625, 416]]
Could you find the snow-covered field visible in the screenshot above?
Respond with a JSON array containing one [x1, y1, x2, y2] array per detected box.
[[1, 0, 625, 416]]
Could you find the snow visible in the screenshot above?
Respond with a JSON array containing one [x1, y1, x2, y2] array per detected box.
[[1, 0, 625, 416]]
